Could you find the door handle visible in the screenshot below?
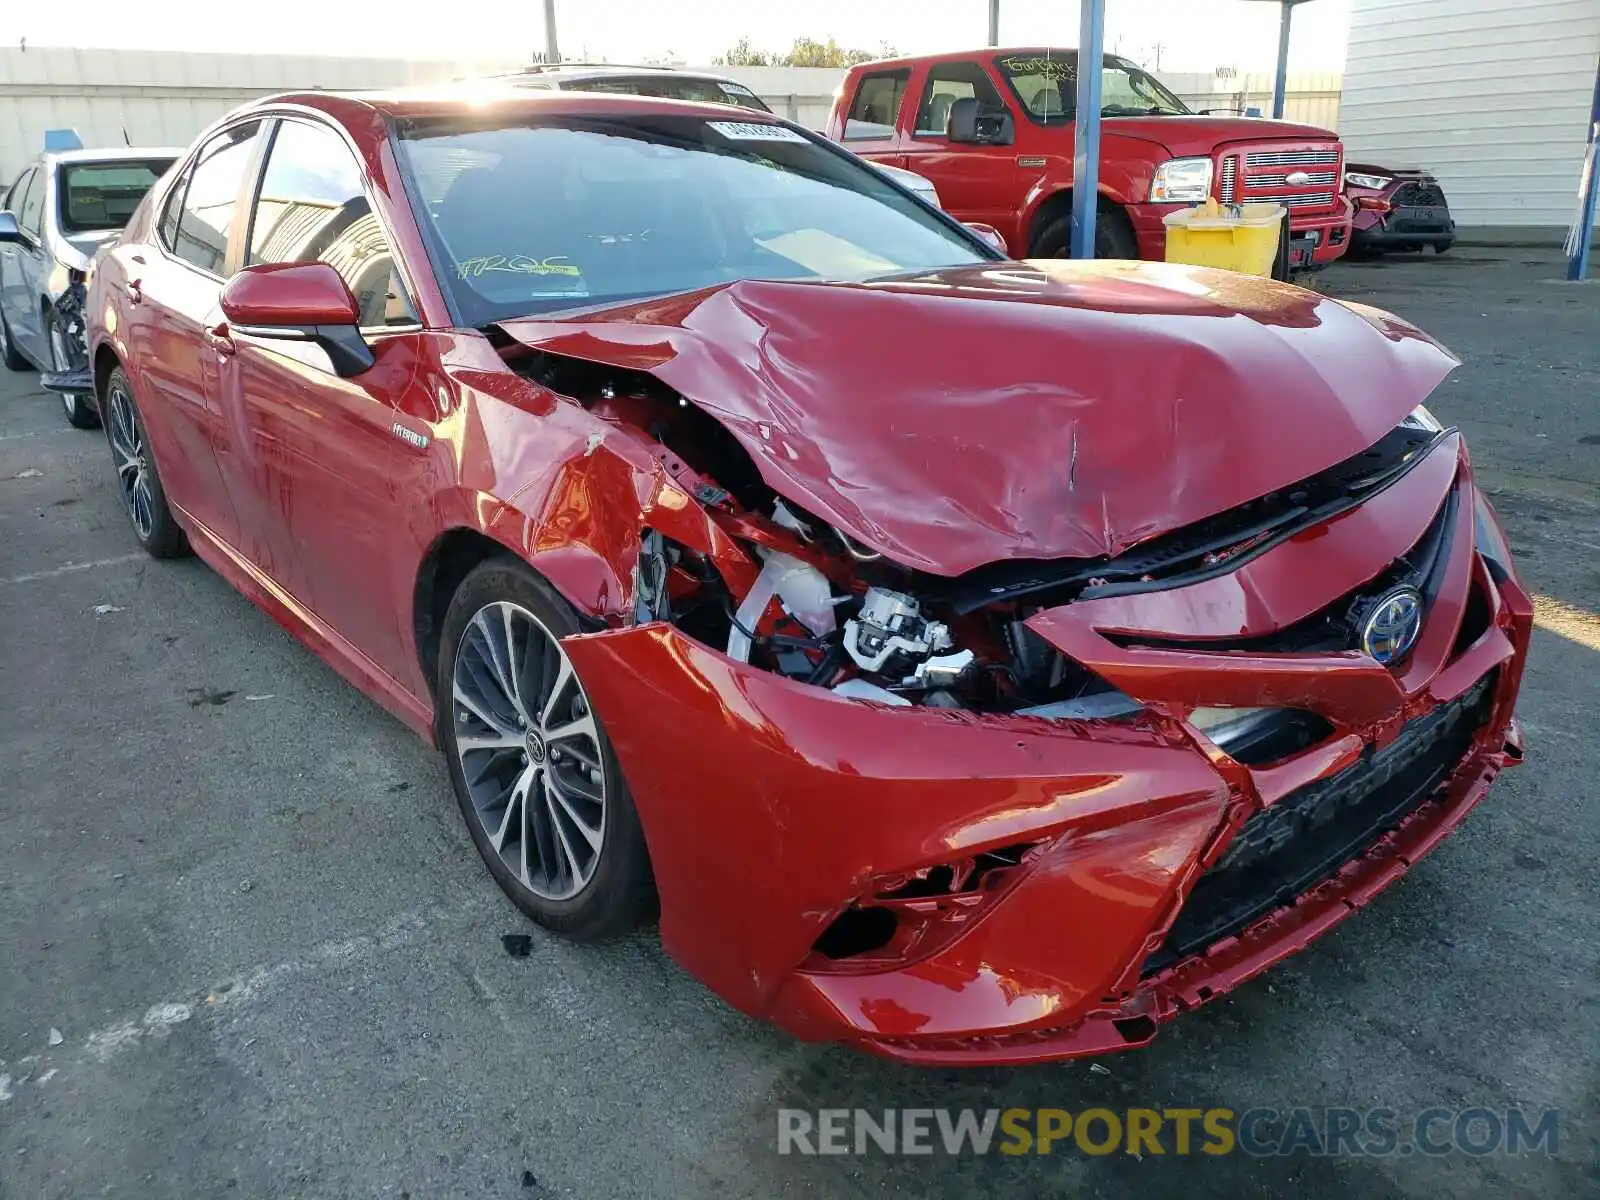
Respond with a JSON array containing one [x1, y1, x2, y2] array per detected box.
[[126, 279, 142, 305], [204, 323, 235, 356]]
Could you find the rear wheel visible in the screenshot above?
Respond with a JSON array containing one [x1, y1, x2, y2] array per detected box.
[[0, 312, 27, 371], [104, 367, 188, 558], [439, 558, 654, 941], [1432, 240, 1453, 255], [1031, 204, 1140, 260]]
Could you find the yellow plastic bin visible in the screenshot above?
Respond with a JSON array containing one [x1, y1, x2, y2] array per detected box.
[[1162, 201, 1286, 277]]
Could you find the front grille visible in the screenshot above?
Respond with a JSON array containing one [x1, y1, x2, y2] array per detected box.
[[1246, 148, 1340, 167], [1394, 181, 1447, 208], [1229, 144, 1344, 215], [1250, 170, 1338, 188], [1144, 671, 1496, 975], [1282, 192, 1338, 208]]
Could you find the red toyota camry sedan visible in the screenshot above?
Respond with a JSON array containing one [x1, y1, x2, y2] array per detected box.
[[86, 87, 1529, 1065]]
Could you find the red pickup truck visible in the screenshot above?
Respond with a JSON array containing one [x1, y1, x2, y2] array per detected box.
[[827, 48, 1353, 269]]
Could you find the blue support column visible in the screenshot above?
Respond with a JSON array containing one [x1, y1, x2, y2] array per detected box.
[[1070, 0, 1107, 258], [1565, 52, 1600, 282], [1272, 1, 1294, 119]]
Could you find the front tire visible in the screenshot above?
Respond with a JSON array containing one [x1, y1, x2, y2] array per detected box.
[[1031, 204, 1140, 260], [439, 558, 654, 941], [103, 367, 188, 558]]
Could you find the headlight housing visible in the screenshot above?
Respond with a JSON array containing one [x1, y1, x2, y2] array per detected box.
[[1149, 157, 1214, 203], [1344, 171, 1392, 190]]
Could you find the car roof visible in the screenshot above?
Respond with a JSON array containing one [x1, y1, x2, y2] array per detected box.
[[847, 46, 1133, 72], [244, 85, 784, 125], [498, 64, 744, 85], [42, 146, 186, 167]]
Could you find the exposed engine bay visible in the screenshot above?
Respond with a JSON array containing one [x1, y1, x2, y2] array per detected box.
[[506, 341, 1443, 720], [504, 343, 1126, 714]]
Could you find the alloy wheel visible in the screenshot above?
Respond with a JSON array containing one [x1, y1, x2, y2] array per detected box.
[[107, 382, 154, 539], [451, 601, 607, 901]]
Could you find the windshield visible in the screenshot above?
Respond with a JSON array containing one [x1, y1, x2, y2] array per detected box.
[[994, 52, 1190, 121], [561, 75, 772, 113], [57, 159, 176, 234], [396, 113, 992, 325]]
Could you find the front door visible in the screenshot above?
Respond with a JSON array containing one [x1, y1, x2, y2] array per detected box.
[[219, 115, 429, 683], [898, 60, 1019, 235]]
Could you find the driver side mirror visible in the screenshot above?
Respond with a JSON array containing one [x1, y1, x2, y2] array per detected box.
[[0, 211, 21, 243], [220, 261, 374, 377], [948, 98, 1015, 146]]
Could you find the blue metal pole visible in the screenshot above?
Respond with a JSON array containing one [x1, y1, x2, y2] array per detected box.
[[1070, 0, 1107, 258], [1565, 51, 1600, 282], [1272, 0, 1293, 119]]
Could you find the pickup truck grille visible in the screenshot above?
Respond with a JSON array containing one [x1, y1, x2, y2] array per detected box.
[[1218, 142, 1344, 216]]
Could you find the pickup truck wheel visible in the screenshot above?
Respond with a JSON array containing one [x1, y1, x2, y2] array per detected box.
[[1031, 207, 1139, 260], [0, 312, 28, 371]]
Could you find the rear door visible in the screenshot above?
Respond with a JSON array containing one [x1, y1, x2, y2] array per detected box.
[[837, 67, 912, 169], [10, 167, 52, 362], [899, 59, 1019, 231], [128, 122, 264, 549], [222, 115, 427, 682], [0, 167, 39, 350]]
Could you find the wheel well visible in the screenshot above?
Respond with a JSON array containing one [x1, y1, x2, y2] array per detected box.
[[1028, 189, 1076, 251], [93, 345, 121, 400], [1027, 189, 1134, 253], [413, 528, 512, 699]]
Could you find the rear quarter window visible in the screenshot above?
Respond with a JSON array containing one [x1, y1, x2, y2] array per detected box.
[[842, 70, 910, 140]]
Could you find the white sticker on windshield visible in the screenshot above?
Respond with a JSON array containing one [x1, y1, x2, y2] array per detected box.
[[706, 120, 808, 143]]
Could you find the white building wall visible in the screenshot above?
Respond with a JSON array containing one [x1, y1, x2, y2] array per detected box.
[[0, 48, 526, 184], [1339, 0, 1600, 228]]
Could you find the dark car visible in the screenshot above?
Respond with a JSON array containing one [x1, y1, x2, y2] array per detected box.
[[1346, 164, 1457, 256], [86, 88, 1528, 1066], [0, 142, 181, 427]]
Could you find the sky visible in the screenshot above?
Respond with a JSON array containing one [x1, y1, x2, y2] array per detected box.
[[15, 0, 1353, 74]]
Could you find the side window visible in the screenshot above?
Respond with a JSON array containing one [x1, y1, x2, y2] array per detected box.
[[158, 161, 193, 250], [915, 63, 1006, 136], [172, 123, 261, 274], [4, 167, 35, 215], [843, 70, 910, 140], [18, 168, 46, 237], [247, 120, 416, 328]]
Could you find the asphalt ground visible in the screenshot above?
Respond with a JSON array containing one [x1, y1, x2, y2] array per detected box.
[[1, 247, 1596, 1198]]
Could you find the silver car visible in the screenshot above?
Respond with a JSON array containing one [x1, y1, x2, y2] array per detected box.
[[0, 142, 181, 427]]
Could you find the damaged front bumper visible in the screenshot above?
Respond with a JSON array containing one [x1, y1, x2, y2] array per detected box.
[[557, 446, 1531, 1064]]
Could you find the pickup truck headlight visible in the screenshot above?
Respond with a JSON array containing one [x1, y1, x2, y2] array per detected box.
[[1344, 171, 1392, 190], [1149, 157, 1214, 203]]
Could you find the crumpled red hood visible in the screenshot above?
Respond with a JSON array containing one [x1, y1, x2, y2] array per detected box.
[[497, 260, 1458, 577]]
